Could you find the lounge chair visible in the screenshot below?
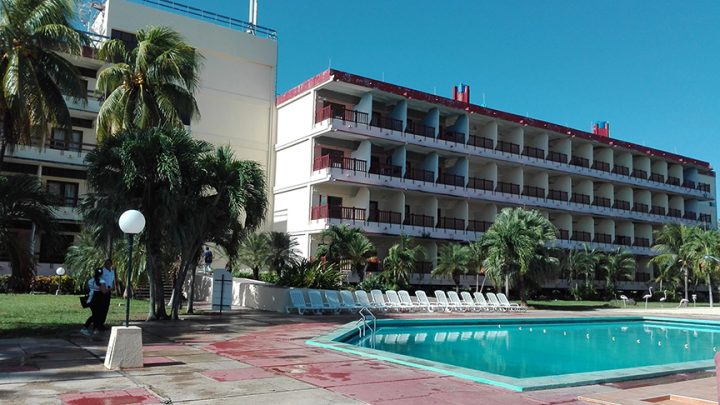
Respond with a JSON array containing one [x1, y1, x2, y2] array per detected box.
[[398, 290, 420, 311], [485, 292, 507, 312], [286, 289, 322, 315], [447, 291, 469, 311], [384, 290, 406, 312], [460, 291, 481, 311], [497, 293, 526, 312], [474, 292, 500, 311], [434, 290, 462, 312], [355, 290, 383, 310], [308, 289, 330, 314], [339, 290, 362, 312], [370, 289, 391, 311], [414, 290, 436, 312], [323, 290, 344, 314]]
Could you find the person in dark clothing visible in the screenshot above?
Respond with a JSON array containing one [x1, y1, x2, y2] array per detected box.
[[95, 259, 115, 331], [81, 268, 107, 336]]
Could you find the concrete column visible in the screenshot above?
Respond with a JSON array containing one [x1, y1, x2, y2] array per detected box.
[[423, 152, 439, 181], [391, 100, 407, 130], [351, 140, 372, 163], [481, 121, 498, 145], [423, 108, 440, 137], [450, 114, 469, 143], [355, 92, 373, 117], [392, 146, 406, 176]]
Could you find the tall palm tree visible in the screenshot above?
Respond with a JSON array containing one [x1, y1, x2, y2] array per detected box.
[[684, 228, 720, 307], [601, 248, 635, 299], [564, 244, 604, 299], [0, 174, 56, 290], [432, 243, 472, 290], [480, 207, 557, 304], [267, 232, 299, 276], [317, 224, 361, 264], [96, 25, 202, 138], [344, 232, 375, 282], [0, 0, 88, 170], [651, 224, 696, 301], [236, 232, 270, 279], [382, 235, 425, 289]]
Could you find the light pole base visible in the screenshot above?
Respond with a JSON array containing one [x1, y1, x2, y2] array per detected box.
[[104, 326, 143, 369]]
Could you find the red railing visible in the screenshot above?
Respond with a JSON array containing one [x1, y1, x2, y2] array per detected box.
[[547, 151, 568, 163], [405, 167, 435, 182], [468, 135, 493, 149], [437, 217, 465, 231], [438, 128, 465, 143], [438, 172, 465, 187], [312, 155, 367, 172], [570, 156, 590, 168], [404, 213, 434, 228], [522, 146, 545, 159], [496, 181, 520, 195], [368, 209, 402, 225], [496, 140, 520, 154], [467, 220, 492, 232], [315, 105, 370, 125], [467, 177, 494, 191], [310, 205, 366, 221]]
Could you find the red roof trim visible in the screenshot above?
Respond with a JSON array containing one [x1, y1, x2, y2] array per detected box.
[[277, 69, 712, 171]]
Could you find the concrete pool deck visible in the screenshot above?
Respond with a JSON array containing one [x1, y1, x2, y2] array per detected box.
[[1, 305, 719, 404]]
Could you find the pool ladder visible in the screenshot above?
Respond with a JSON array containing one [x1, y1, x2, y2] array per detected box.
[[356, 307, 376, 348]]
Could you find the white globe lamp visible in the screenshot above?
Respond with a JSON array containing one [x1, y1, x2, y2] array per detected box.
[[55, 267, 65, 276], [119, 210, 146, 234]]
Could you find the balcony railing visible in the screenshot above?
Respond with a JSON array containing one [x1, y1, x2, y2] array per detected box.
[[667, 176, 681, 186], [592, 160, 611, 172], [700, 214, 712, 223], [570, 156, 590, 168], [406, 122, 435, 138], [47, 139, 96, 153], [614, 235, 632, 246], [547, 189, 569, 201], [467, 220, 492, 232], [667, 208, 682, 218], [592, 196, 611, 208], [558, 229, 570, 240], [438, 128, 465, 144], [698, 183, 711, 192], [467, 177, 494, 191], [594, 233, 612, 244], [404, 213, 434, 228], [437, 217, 465, 231], [415, 261, 433, 274], [369, 162, 403, 178], [313, 155, 367, 172], [613, 200, 631, 211], [368, 209, 402, 225], [684, 211, 697, 220], [650, 205, 666, 216], [612, 165, 630, 176], [635, 272, 651, 282], [572, 231, 592, 242], [315, 105, 370, 125], [372, 115, 404, 132], [571, 193, 591, 205], [649, 173, 665, 183], [522, 146, 545, 159], [632, 202, 649, 213], [546, 151, 568, 163], [496, 140, 520, 154], [52, 195, 79, 207], [311, 205, 366, 221], [631, 169, 647, 179], [522, 185, 546, 198], [468, 135, 493, 149], [634, 237, 650, 248], [683, 180, 696, 189], [405, 167, 435, 182], [496, 181, 520, 195], [437, 172, 465, 187]]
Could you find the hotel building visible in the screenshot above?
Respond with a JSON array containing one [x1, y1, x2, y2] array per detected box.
[[273, 69, 716, 288], [0, 0, 277, 275]]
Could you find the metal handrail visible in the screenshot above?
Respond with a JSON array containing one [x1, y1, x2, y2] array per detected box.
[[356, 307, 376, 348]]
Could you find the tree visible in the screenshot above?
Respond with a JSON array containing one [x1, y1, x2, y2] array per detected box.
[[564, 244, 604, 300], [236, 232, 270, 279], [316, 224, 375, 281], [267, 231, 299, 276], [651, 224, 696, 301], [432, 243, 472, 290], [0, 175, 56, 290], [381, 234, 425, 289], [601, 248, 635, 299], [684, 228, 720, 307], [344, 232, 375, 282], [0, 0, 88, 170], [96, 25, 201, 138], [480, 207, 557, 304]]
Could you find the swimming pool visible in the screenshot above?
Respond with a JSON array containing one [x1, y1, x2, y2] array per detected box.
[[307, 317, 720, 391]]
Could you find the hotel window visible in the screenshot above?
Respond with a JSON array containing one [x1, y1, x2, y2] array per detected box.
[[50, 128, 83, 152], [46, 181, 79, 207]]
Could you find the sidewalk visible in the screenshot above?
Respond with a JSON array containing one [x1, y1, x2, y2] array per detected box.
[[0, 306, 717, 404]]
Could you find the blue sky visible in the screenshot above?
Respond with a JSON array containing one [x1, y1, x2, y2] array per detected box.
[[180, 0, 720, 173]]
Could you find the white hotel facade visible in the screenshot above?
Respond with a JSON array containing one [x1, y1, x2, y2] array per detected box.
[[273, 69, 717, 287]]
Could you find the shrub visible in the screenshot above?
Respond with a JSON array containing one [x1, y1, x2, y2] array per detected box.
[[0, 275, 10, 293], [277, 259, 344, 289], [259, 272, 279, 284], [50, 275, 77, 294], [232, 270, 254, 279], [29, 276, 53, 293], [357, 274, 387, 291]]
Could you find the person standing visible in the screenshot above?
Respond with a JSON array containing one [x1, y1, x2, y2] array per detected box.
[[202, 247, 213, 273], [80, 268, 106, 336], [96, 259, 115, 331]]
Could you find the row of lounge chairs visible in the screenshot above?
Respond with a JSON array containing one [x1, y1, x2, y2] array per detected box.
[[286, 288, 527, 315]]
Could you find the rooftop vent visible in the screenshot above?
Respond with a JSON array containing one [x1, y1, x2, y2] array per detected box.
[[593, 121, 610, 137], [453, 84, 470, 103]]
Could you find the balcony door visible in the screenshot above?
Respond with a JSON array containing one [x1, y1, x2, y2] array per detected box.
[[369, 201, 379, 222], [321, 148, 344, 169]]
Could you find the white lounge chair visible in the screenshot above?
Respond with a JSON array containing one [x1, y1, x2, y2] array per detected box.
[[460, 291, 481, 311], [474, 292, 500, 311], [398, 290, 420, 311], [287, 289, 323, 315], [356, 290, 383, 310], [414, 290, 436, 312], [434, 290, 462, 312], [497, 293, 526, 312], [447, 291, 469, 312], [485, 292, 507, 312], [370, 289, 391, 311], [323, 290, 344, 314], [308, 289, 329, 314], [339, 290, 361, 312], [385, 290, 406, 312]]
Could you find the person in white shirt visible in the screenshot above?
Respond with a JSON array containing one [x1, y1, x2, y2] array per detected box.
[[80, 268, 108, 336]]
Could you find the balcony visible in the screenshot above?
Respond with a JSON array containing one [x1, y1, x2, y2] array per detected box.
[[437, 172, 465, 187], [467, 177, 494, 191], [467, 220, 492, 232], [612, 165, 630, 176], [404, 213, 434, 228], [613, 200, 631, 211], [649, 173, 665, 183], [632, 202, 649, 213], [438, 128, 465, 144], [594, 233, 612, 244], [52, 195, 79, 208], [631, 169, 647, 179], [558, 229, 570, 240], [698, 183, 711, 193], [667, 208, 682, 218], [369, 162, 402, 178], [572, 231, 592, 242], [635, 273, 651, 282], [667, 176, 681, 186], [313, 155, 367, 172], [315, 105, 369, 125], [682, 180, 696, 189], [368, 209, 402, 225], [311, 205, 366, 221], [634, 237, 650, 248], [522, 146, 545, 159], [614, 235, 632, 246], [592, 161, 611, 172], [547, 189, 569, 202], [496, 140, 520, 154], [467, 135, 493, 149], [592, 196, 611, 208], [650, 205, 666, 216], [570, 156, 590, 168], [406, 122, 435, 138], [571, 193, 591, 205], [405, 167, 435, 182], [699, 213, 712, 223], [371, 115, 404, 132], [415, 261, 433, 274], [523, 185, 546, 198], [684, 211, 697, 220], [546, 151, 568, 163], [496, 181, 520, 195], [437, 217, 465, 231]]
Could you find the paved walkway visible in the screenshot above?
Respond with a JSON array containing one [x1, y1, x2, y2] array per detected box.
[[1, 306, 719, 404]]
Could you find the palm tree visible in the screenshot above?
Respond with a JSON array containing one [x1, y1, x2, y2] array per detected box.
[[651, 224, 696, 301], [344, 232, 375, 282], [564, 244, 603, 299], [602, 248, 635, 299], [267, 232, 299, 276], [433, 243, 472, 290], [684, 228, 720, 307], [382, 235, 425, 289], [0, 0, 88, 170], [480, 207, 557, 304], [0, 175, 56, 290], [236, 232, 271, 279], [96, 25, 201, 138], [317, 224, 361, 264], [468, 241, 487, 292]]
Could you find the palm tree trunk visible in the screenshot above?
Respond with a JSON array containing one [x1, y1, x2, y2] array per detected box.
[[252, 266, 259, 280], [708, 275, 713, 308], [504, 273, 509, 296], [0, 136, 7, 172], [187, 265, 197, 314]]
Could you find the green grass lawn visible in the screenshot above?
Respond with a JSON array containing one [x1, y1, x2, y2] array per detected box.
[[527, 299, 713, 311], [0, 294, 151, 338]]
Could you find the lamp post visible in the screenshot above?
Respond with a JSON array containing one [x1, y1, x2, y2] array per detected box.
[[118, 210, 145, 327], [679, 259, 688, 302], [55, 267, 65, 295]]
